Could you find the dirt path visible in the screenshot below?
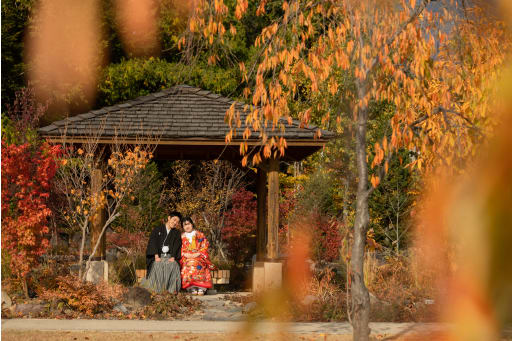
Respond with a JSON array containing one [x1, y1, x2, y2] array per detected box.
[[188, 293, 245, 321], [0, 330, 428, 341]]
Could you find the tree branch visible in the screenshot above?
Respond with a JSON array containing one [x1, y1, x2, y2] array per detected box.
[[410, 106, 482, 136]]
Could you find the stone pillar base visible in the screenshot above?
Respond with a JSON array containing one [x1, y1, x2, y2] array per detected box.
[[85, 260, 108, 284], [252, 262, 265, 293], [252, 261, 282, 293]]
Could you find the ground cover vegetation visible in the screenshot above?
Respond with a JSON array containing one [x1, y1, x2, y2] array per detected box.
[[1, 0, 511, 339]]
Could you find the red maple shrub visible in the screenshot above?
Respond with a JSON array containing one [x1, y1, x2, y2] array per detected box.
[[311, 213, 342, 262], [1, 140, 61, 295], [287, 209, 343, 263], [278, 189, 296, 252], [222, 188, 257, 265], [107, 230, 147, 255]]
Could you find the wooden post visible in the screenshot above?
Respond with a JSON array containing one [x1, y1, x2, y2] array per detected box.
[[256, 167, 267, 261], [266, 158, 279, 260], [90, 168, 106, 260]]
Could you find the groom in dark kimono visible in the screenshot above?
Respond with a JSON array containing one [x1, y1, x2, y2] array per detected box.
[[146, 211, 182, 278]]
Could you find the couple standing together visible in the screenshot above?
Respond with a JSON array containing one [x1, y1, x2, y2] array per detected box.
[[143, 212, 214, 295]]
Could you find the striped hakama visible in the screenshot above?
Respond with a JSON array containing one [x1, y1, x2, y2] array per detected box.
[[141, 255, 181, 293]]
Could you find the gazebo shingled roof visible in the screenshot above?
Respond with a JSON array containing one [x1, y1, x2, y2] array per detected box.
[[39, 84, 333, 161]]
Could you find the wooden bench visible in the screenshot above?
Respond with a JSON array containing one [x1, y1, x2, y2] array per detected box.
[[136, 269, 146, 282], [135, 269, 230, 284], [211, 270, 230, 284]]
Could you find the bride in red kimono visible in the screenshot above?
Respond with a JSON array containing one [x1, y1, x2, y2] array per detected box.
[[180, 217, 215, 295]]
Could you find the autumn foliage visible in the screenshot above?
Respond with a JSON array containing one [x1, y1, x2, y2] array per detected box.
[[309, 213, 342, 263], [217, 1, 506, 177], [107, 231, 147, 256], [55, 141, 153, 280], [1, 140, 61, 284], [39, 275, 117, 316], [222, 188, 257, 265]]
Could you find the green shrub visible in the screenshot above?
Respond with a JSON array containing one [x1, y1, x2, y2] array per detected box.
[[97, 58, 240, 107], [113, 162, 166, 234], [110, 256, 136, 286], [295, 170, 339, 216]]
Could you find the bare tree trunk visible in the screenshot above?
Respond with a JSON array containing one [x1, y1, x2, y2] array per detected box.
[[351, 105, 371, 341], [82, 213, 119, 281], [396, 181, 400, 255], [22, 277, 29, 298], [78, 221, 87, 280], [216, 240, 228, 261]]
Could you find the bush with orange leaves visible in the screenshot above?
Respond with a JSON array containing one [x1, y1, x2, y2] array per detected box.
[[39, 275, 126, 317]]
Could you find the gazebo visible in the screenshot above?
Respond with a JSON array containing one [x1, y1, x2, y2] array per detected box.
[[39, 84, 333, 289]]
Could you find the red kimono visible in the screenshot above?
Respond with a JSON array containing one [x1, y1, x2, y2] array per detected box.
[[180, 230, 215, 289]]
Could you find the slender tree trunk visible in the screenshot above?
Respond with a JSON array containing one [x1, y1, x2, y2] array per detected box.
[[22, 277, 29, 298], [78, 222, 87, 280], [83, 213, 119, 281], [396, 182, 400, 255], [351, 105, 371, 341], [216, 239, 228, 262]]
